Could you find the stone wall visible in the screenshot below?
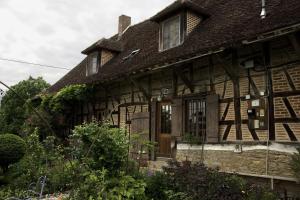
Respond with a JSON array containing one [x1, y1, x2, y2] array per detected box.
[[175, 143, 297, 178]]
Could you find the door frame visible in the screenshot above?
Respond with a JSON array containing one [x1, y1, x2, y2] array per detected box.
[[156, 100, 172, 157]]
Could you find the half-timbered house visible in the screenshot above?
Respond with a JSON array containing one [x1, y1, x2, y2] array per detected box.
[[49, 0, 300, 194]]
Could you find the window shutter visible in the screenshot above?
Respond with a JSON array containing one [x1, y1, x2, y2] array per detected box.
[[206, 94, 219, 143], [131, 112, 149, 135], [131, 112, 150, 162], [171, 98, 183, 138], [150, 101, 157, 160]]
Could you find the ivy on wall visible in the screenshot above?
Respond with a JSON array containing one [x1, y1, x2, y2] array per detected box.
[[41, 84, 94, 113]]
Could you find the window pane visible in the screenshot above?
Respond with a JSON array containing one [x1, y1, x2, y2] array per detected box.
[[186, 98, 206, 140], [87, 54, 98, 76], [92, 56, 97, 73], [161, 104, 172, 134], [162, 16, 180, 50]]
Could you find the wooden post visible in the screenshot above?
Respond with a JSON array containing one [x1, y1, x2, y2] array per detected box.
[[264, 42, 275, 141], [232, 50, 242, 140], [172, 70, 178, 97], [209, 56, 215, 93], [219, 50, 242, 140]]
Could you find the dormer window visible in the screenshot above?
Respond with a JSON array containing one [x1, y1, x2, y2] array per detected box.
[[160, 15, 182, 51], [152, 0, 209, 52], [86, 52, 99, 76]]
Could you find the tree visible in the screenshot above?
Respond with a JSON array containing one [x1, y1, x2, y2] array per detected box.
[[0, 134, 26, 173], [0, 77, 50, 135]]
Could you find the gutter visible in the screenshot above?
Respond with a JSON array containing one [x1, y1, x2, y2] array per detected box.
[[242, 22, 300, 44]]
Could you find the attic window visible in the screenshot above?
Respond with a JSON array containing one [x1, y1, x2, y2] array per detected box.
[[86, 53, 99, 76], [123, 49, 140, 61], [160, 15, 182, 51]]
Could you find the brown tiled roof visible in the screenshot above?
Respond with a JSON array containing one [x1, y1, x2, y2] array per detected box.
[[48, 0, 300, 93], [81, 38, 123, 54]]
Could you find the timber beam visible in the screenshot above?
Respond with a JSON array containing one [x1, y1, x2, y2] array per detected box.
[[219, 50, 242, 140], [174, 66, 194, 93], [288, 33, 300, 57], [128, 76, 151, 101]]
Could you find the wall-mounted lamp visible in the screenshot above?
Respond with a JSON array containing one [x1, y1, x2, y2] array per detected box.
[[157, 88, 169, 102]]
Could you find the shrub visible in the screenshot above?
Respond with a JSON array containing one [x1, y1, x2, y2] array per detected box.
[[144, 171, 171, 199], [291, 147, 300, 180], [71, 122, 128, 173], [161, 161, 277, 200], [106, 174, 147, 200], [0, 134, 26, 172]]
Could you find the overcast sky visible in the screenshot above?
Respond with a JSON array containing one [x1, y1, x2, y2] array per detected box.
[[0, 0, 174, 92]]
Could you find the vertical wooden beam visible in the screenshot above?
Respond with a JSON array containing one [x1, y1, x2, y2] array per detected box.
[[209, 56, 215, 93], [232, 50, 242, 140], [131, 82, 135, 103], [222, 76, 228, 99], [172, 70, 178, 97], [264, 42, 275, 141], [288, 34, 300, 57]]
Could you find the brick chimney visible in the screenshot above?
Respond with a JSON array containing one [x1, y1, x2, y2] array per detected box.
[[118, 15, 131, 37]]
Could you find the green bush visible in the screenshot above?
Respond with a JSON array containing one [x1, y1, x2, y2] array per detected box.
[[291, 147, 300, 180], [157, 161, 277, 200], [106, 173, 147, 200], [71, 122, 129, 173], [0, 134, 26, 172]]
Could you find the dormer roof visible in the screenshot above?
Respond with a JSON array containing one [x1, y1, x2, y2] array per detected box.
[[150, 0, 209, 22], [82, 38, 123, 55]]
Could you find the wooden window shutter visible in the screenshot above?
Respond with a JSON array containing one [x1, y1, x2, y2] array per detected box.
[[131, 112, 149, 135], [171, 98, 183, 138], [206, 94, 219, 143], [150, 101, 157, 160]]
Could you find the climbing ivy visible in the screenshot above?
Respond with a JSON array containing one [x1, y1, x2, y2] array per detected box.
[[42, 84, 93, 113]]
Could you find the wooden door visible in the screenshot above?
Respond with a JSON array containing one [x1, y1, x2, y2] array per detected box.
[[157, 102, 172, 157]]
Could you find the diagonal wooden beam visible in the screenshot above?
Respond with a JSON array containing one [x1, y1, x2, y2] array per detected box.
[[128, 77, 151, 101], [248, 127, 259, 141], [175, 67, 194, 93], [221, 102, 230, 121], [222, 124, 232, 141], [283, 124, 298, 141], [249, 76, 260, 96], [282, 97, 297, 119], [283, 67, 296, 91]]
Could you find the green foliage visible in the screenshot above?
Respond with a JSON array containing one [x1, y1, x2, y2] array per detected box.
[[291, 147, 300, 180], [106, 174, 147, 200], [71, 122, 128, 173], [0, 134, 26, 172], [144, 171, 171, 200], [6, 130, 47, 189], [49, 84, 92, 113], [164, 190, 192, 200], [182, 133, 202, 145], [0, 77, 49, 135], [159, 161, 277, 200], [0, 187, 27, 200]]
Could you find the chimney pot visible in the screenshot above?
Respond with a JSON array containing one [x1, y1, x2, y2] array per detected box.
[[118, 15, 131, 37]]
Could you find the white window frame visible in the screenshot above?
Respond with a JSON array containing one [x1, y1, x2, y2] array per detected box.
[[159, 14, 182, 52], [86, 52, 99, 76]]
